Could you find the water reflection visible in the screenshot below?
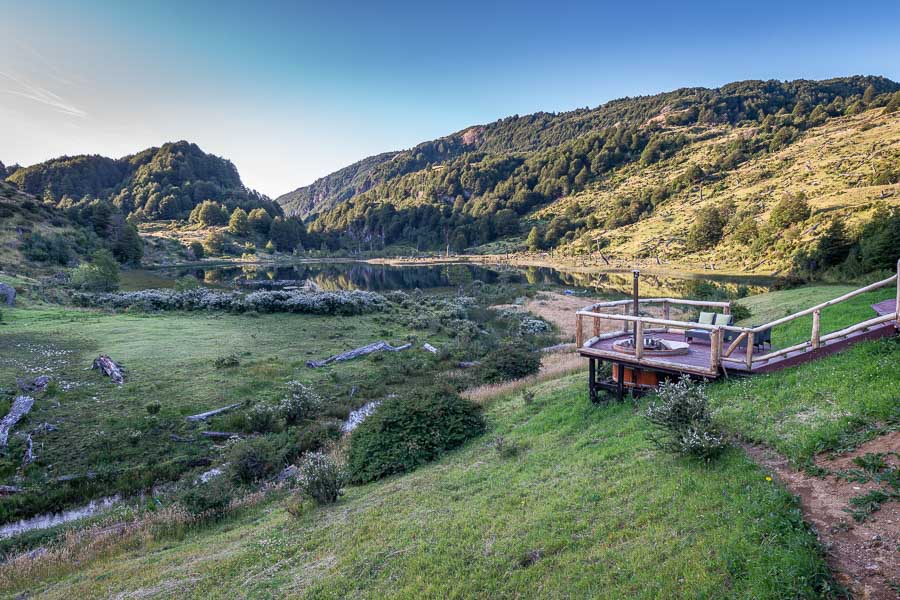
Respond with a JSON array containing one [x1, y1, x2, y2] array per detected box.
[[151, 261, 776, 298]]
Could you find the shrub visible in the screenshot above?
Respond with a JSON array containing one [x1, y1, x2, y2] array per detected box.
[[347, 389, 485, 483], [769, 193, 811, 229], [729, 303, 752, 322], [227, 435, 284, 484], [291, 421, 342, 456], [70, 249, 120, 292], [178, 477, 233, 518], [245, 403, 277, 433], [645, 376, 727, 460], [189, 240, 205, 260], [294, 451, 344, 505], [145, 402, 161, 415], [278, 381, 323, 426], [480, 343, 541, 383]]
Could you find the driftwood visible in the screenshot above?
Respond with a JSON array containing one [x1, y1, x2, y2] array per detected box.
[[18, 434, 34, 472], [92, 355, 125, 385], [186, 403, 242, 422], [306, 341, 412, 368], [457, 361, 481, 369], [0, 396, 34, 447], [0, 485, 24, 495], [0, 282, 15, 307], [201, 431, 243, 439], [422, 343, 439, 354]]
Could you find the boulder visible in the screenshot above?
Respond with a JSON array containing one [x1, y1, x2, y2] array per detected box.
[[0, 283, 15, 307]]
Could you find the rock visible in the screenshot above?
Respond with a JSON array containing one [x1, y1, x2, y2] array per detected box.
[[0, 283, 15, 307], [16, 375, 51, 393]]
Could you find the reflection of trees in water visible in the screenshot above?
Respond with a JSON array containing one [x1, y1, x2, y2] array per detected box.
[[166, 263, 772, 297]]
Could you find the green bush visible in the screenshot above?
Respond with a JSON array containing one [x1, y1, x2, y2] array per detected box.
[[645, 376, 727, 460], [278, 381, 323, 426], [70, 249, 120, 292], [347, 389, 485, 484], [178, 477, 233, 518], [479, 342, 541, 383], [227, 435, 284, 484], [295, 451, 344, 505], [245, 403, 277, 433]]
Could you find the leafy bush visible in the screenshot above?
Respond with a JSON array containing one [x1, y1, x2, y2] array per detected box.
[[347, 389, 485, 483], [291, 421, 342, 456], [480, 342, 541, 383], [227, 435, 284, 484], [729, 303, 752, 322], [178, 477, 233, 518], [70, 249, 120, 292], [294, 451, 344, 505], [245, 403, 277, 433], [145, 402, 161, 415], [645, 376, 727, 460], [278, 381, 323, 426]]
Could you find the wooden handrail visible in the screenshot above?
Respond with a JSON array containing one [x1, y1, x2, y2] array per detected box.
[[582, 297, 731, 311], [576, 310, 721, 331]]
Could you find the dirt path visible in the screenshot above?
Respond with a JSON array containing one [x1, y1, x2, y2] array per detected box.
[[743, 431, 900, 599]]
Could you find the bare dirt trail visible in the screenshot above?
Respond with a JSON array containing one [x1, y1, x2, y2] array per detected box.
[[744, 431, 900, 599]]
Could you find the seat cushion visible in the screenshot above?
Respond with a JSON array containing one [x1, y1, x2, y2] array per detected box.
[[698, 312, 715, 325], [714, 313, 733, 326]]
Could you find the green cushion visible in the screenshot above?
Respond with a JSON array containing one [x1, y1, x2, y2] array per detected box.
[[698, 312, 715, 325], [714, 313, 733, 326]]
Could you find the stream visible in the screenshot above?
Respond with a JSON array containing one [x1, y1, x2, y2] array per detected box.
[[0, 495, 121, 539]]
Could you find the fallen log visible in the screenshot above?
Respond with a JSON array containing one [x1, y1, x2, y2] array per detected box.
[[306, 341, 412, 368], [0, 485, 24, 495], [422, 343, 439, 354], [19, 434, 34, 470], [16, 376, 51, 393], [457, 361, 481, 369], [0, 396, 34, 447], [186, 403, 242, 422], [201, 431, 244, 439], [92, 355, 125, 385]]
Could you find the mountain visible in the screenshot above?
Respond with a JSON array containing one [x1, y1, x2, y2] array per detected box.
[[278, 76, 899, 220], [279, 76, 900, 273], [5, 141, 282, 222]]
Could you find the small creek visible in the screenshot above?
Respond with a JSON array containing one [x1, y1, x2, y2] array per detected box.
[[0, 495, 121, 539]]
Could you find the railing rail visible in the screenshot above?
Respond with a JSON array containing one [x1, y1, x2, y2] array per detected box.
[[576, 259, 900, 373]]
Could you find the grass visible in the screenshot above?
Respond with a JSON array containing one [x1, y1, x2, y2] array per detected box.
[[6, 374, 835, 599], [0, 303, 454, 526], [710, 285, 900, 463]]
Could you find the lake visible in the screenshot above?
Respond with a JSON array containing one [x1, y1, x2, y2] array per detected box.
[[127, 260, 778, 300]]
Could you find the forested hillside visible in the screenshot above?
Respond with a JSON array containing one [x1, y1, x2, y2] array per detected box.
[[282, 76, 900, 275], [6, 141, 281, 222]]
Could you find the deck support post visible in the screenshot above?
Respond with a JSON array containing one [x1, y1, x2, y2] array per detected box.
[[896, 259, 900, 325], [616, 363, 624, 402], [592, 316, 601, 338], [588, 358, 597, 404], [662, 300, 670, 321], [811, 309, 821, 349], [710, 328, 722, 374], [576, 314, 584, 348]]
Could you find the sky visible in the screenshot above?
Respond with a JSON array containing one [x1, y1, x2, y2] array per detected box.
[[2, 0, 899, 198]]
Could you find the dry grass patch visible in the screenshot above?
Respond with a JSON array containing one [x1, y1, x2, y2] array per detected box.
[[462, 351, 585, 406]]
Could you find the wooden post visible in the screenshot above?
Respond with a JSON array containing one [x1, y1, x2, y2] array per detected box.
[[811, 309, 821, 349], [723, 302, 731, 316], [593, 316, 601, 338], [576, 314, 585, 348], [710, 328, 721, 373], [634, 320, 644, 359], [622, 304, 629, 333], [663, 300, 670, 321], [745, 332, 754, 370]]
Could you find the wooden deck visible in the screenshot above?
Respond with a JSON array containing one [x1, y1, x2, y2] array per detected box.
[[580, 320, 897, 378]]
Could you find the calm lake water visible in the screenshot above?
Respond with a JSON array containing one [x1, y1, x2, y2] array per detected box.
[[134, 261, 777, 299]]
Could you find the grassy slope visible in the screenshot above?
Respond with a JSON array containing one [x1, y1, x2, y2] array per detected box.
[[714, 285, 899, 462], [540, 109, 900, 272], [7, 283, 898, 597], [19, 375, 832, 599]]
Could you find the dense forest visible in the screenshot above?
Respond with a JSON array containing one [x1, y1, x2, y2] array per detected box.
[[292, 77, 900, 263], [5, 141, 281, 222]]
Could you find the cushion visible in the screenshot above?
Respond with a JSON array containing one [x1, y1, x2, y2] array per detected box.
[[698, 312, 715, 325], [714, 313, 733, 326]]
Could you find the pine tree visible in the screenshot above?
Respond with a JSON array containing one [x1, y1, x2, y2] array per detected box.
[[228, 207, 250, 236], [526, 226, 543, 251], [862, 84, 876, 106]]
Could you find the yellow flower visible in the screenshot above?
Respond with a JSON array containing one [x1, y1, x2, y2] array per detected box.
[[765, 476, 772, 482]]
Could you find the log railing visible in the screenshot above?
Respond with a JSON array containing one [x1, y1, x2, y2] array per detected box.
[[577, 259, 900, 374]]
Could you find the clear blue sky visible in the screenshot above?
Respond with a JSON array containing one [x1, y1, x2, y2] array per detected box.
[[2, 0, 899, 197]]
